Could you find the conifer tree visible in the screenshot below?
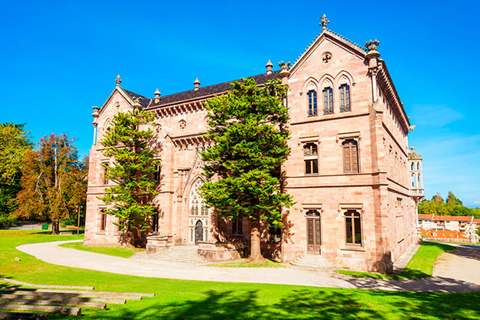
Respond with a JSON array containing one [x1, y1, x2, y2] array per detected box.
[[99, 102, 159, 247], [201, 78, 293, 263]]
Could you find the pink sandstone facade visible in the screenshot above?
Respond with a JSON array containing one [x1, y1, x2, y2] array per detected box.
[[84, 18, 424, 272]]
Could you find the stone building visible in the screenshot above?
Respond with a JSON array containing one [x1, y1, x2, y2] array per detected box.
[[84, 16, 423, 272]]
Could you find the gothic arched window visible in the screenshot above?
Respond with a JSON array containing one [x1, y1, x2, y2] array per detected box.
[[308, 90, 317, 117], [191, 198, 199, 216], [190, 179, 208, 216], [323, 87, 334, 114], [339, 84, 351, 112]]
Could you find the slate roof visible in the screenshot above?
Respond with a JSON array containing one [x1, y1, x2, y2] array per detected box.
[[148, 71, 281, 108], [123, 89, 152, 108]]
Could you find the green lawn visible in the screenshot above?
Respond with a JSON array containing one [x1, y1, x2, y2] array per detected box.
[[337, 242, 456, 280], [1, 230, 479, 319], [58, 241, 143, 258], [208, 259, 286, 268]]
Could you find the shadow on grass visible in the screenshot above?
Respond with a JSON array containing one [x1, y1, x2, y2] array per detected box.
[[60, 288, 480, 320], [0, 275, 21, 290]]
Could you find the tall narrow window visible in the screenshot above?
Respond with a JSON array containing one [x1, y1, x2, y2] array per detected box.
[[191, 198, 199, 215], [304, 143, 318, 174], [103, 166, 109, 185], [201, 204, 208, 216], [153, 165, 161, 183], [232, 219, 243, 235], [152, 211, 159, 233], [323, 87, 334, 114], [100, 212, 107, 231], [342, 139, 359, 173], [345, 210, 361, 245], [340, 84, 351, 112], [308, 90, 317, 116]]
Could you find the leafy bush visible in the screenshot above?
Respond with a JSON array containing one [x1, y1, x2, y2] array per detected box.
[[0, 214, 17, 228]]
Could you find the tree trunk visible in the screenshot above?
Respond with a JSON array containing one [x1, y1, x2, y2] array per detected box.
[[248, 219, 265, 264], [51, 219, 59, 235]]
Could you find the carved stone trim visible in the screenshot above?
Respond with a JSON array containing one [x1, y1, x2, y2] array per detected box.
[[336, 131, 361, 143], [298, 135, 320, 145]]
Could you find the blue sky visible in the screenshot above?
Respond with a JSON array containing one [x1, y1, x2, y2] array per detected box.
[[1, 0, 479, 207]]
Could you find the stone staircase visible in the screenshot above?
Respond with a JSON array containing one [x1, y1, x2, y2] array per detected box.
[[131, 246, 208, 265], [290, 254, 337, 271]]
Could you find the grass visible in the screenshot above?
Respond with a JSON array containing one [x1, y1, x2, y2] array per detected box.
[[0, 230, 479, 319], [208, 259, 286, 268], [58, 241, 144, 258], [336, 270, 405, 280], [336, 242, 456, 280]]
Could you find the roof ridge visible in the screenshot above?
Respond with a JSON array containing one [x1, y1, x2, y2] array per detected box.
[[160, 70, 281, 99], [149, 70, 281, 107]]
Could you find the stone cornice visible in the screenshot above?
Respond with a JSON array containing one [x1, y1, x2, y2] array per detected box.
[[166, 132, 209, 150], [377, 60, 410, 132], [289, 112, 370, 126], [151, 100, 206, 118]]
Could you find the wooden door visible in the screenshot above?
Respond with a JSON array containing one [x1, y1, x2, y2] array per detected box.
[[306, 210, 321, 254], [195, 220, 203, 243]]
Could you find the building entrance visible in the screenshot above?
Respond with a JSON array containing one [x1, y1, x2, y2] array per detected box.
[[195, 220, 204, 243], [306, 210, 321, 254]]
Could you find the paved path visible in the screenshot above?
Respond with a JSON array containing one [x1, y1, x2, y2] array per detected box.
[[434, 246, 480, 286], [16, 240, 480, 293]]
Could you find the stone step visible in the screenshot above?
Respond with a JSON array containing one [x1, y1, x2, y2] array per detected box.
[[0, 294, 125, 304], [0, 298, 105, 309], [0, 304, 80, 316], [0, 279, 94, 290], [0, 289, 151, 300], [0, 311, 49, 319], [134, 246, 209, 264]]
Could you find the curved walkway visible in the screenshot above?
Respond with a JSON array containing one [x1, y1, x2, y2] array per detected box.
[[17, 240, 480, 293]]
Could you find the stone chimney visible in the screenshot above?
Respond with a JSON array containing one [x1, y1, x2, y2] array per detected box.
[[194, 78, 200, 91], [154, 88, 161, 103], [265, 60, 273, 74]]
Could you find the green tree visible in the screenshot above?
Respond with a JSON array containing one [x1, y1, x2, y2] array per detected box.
[[0, 123, 33, 219], [200, 78, 293, 263], [471, 208, 480, 219], [418, 200, 437, 215], [63, 156, 89, 226], [419, 192, 478, 219], [14, 134, 84, 234], [99, 103, 159, 247], [446, 191, 463, 206]]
